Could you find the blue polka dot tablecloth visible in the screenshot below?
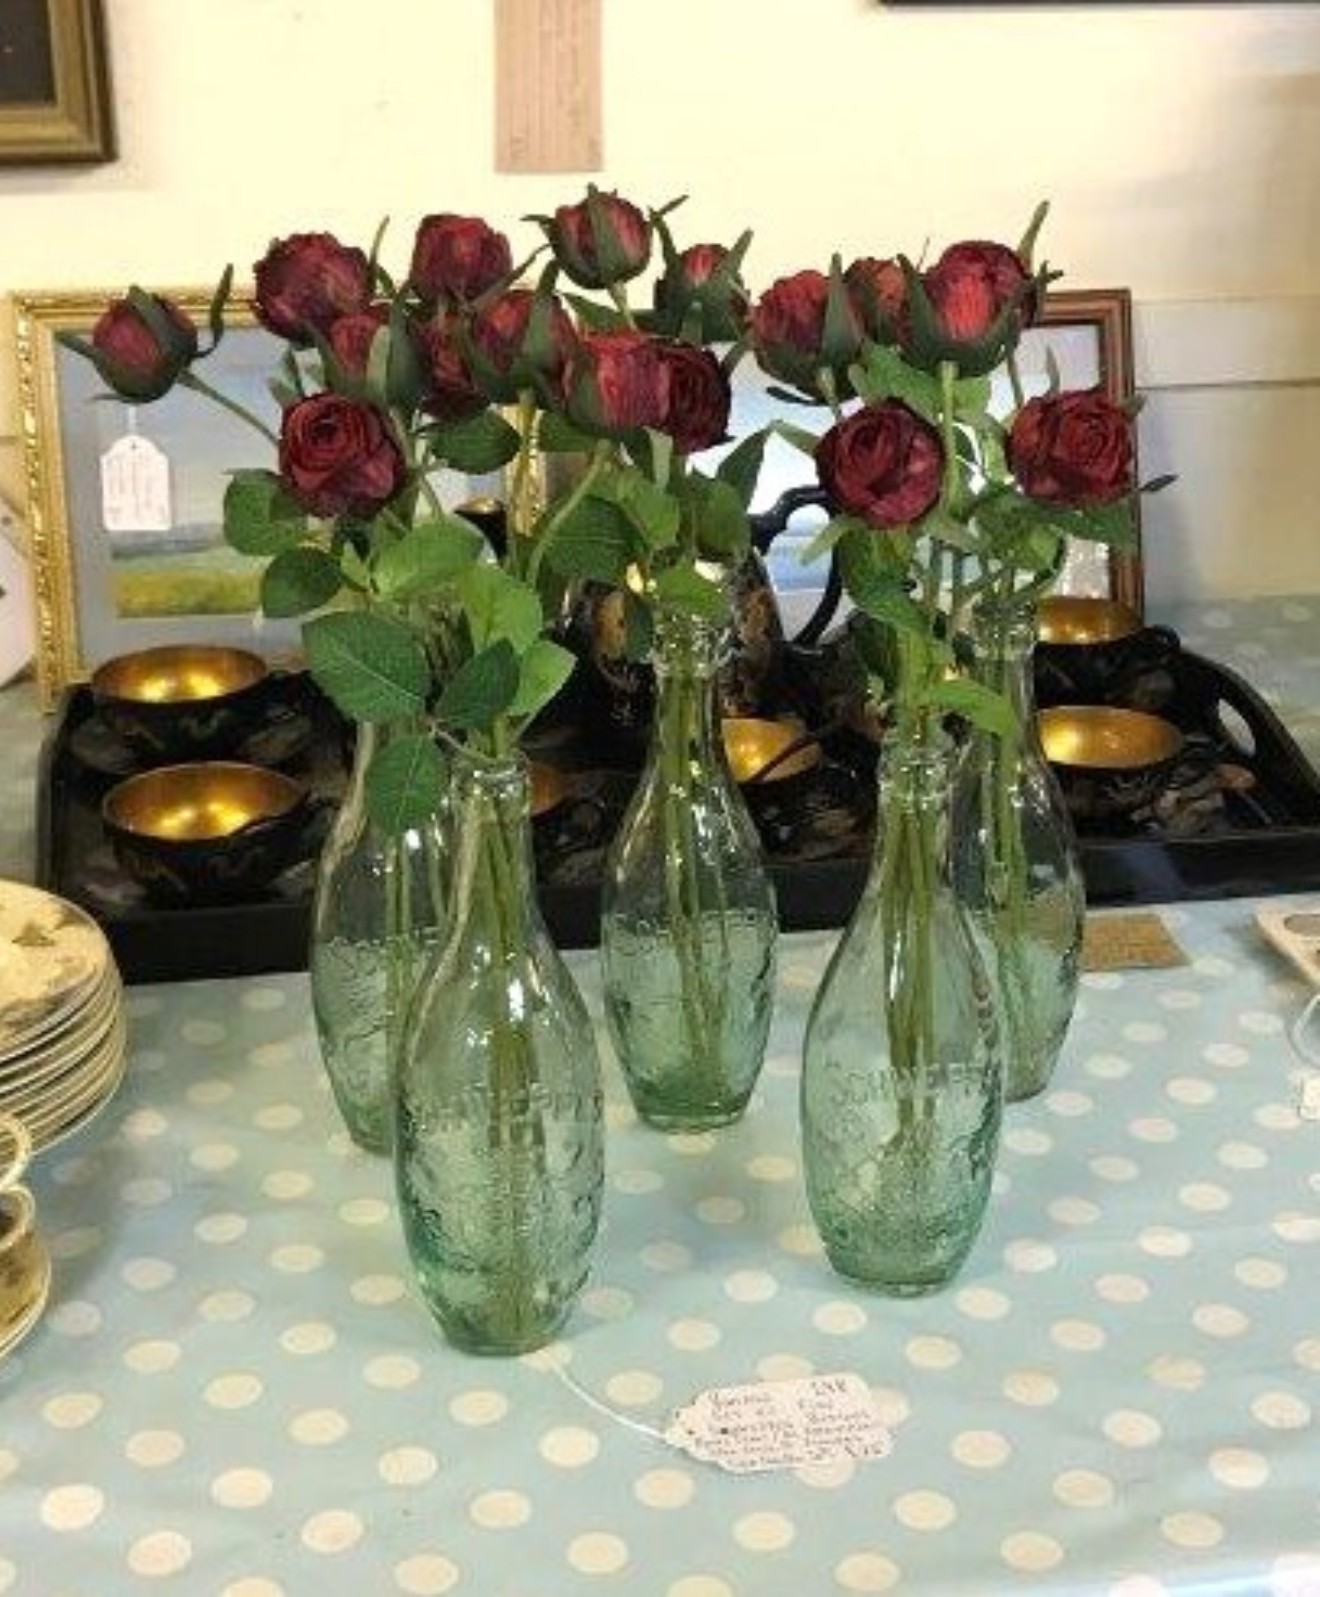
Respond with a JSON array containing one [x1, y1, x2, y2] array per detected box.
[[1, 600, 1319, 1597]]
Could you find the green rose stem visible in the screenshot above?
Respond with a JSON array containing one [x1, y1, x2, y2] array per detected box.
[[176, 371, 279, 446]]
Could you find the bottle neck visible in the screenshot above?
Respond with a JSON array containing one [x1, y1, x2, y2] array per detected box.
[[448, 751, 540, 938], [971, 597, 1037, 727], [650, 611, 727, 777]]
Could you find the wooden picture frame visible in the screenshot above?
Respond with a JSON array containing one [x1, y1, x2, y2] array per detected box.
[[0, 0, 115, 165]]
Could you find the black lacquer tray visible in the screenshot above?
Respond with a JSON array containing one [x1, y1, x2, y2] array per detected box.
[[34, 643, 1320, 985]]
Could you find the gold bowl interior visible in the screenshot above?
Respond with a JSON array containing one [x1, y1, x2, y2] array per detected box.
[[530, 762, 571, 818], [105, 762, 304, 842], [1037, 596, 1144, 648], [92, 645, 267, 705], [1038, 705, 1184, 772], [723, 717, 821, 784]]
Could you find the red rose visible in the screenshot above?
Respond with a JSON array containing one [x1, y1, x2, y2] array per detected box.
[[418, 314, 486, 422], [278, 393, 406, 518], [653, 242, 749, 341], [544, 189, 652, 289], [563, 331, 670, 437], [90, 295, 198, 401], [923, 240, 1032, 344], [1008, 390, 1135, 507], [409, 214, 512, 304], [816, 400, 944, 529], [656, 342, 730, 454], [845, 257, 906, 343], [469, 288, 577, 403], [750, 270, 864, 396], [326, 305, 391, 377], [253, 232, 371, 345]]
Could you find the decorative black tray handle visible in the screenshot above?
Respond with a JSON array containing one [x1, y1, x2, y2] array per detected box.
[[748, 486, 842, 648]]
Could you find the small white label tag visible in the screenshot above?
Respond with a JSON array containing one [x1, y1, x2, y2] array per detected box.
[[1297, 1073, 1320, 1122], [665, 1373, 892, 1475], [100, 435, 172, 532]]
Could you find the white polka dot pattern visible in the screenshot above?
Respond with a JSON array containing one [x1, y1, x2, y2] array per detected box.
[[3, 616, 1319, 1597]]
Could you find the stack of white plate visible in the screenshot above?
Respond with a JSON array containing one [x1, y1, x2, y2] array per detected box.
[[0, 881, 127, 1151]]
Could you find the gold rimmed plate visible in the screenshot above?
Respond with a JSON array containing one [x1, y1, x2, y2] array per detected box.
[[0, 882, 113, 1057]]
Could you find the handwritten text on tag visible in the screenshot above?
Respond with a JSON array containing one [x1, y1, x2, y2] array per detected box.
[[666, 1373, 892, 1474]]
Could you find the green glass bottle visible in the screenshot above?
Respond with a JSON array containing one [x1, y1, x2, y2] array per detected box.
[[394, 750, 604, 1355]]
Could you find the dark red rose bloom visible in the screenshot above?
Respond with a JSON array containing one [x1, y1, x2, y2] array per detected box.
[[418, 314, 486, 422], [1008, 390, 1135, 507], [563, 331, 670, 437], [409, 214, 512, 304], [816, 400, 944, 529], [845, 257, 906, 343], [923, 240, 1032, 344], [546, 189, 652, 289], [750, 270, 864, 394], [91, 295, 198, 401], [653, 242, 749, 340], [656, 342, 730, 454], [278, 393, 406, 518], [469, 288, 577, 403], [253, 232, 371, 345], [326, 304, 391, 376]]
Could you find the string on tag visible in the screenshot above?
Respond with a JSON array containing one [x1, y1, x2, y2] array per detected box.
[[538, 1356, 672, 1446], [1290, 991, 1320, 1069]]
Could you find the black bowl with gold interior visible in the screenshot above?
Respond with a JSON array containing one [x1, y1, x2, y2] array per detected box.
[[1038, 704, 1185, 824], [90, 645, 272, 763], [102, 762, 312, 904], [1035, 597, 1180, 711]]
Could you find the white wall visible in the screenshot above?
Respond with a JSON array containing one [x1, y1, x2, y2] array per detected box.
[[3, 0, 1320, 603]]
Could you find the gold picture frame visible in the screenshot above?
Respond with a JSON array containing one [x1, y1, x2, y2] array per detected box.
[[12, 286, 525, 708], [0, 0, 115, 165]]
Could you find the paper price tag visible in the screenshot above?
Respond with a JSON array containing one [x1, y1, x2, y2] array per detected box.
[[665, 1373, 892, 1475], [100, 435, 172, 532]]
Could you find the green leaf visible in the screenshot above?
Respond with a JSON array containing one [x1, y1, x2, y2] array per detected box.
[[953, 374, 992, 417], [456, 563, 543, 652], [542, 494, 637, 584], [797, 514, 855, 566], [509, 638, 576, 722], [929, 677, 1016, 737], [435, 639, 520, 732], [851, 344, 941, 424], [769, 418, 823, 458], [715, 429, 768, 509], [431, 409, 522, 474], [615, 468, 680, 551], [373, 516, 483, 601], [260, 546, 342, 619], [537, 411, 598, 454], [688, 475, 749, 561], [1065, 499, 1137, 547], [653, 564, 727, 621], [837, 527, 926, 635], [921, 506, 978, 554], [223, 470, 307, 556], [302, 610, 431, 724], [363, 733, 446, 834], [623, 589, 654, 661]]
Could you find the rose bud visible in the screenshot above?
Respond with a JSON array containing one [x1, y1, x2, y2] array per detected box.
[[1008, 390, 1135, 507], [816, 399, 944, 529], [563, 331, 670, 438], [418, 314, 487, 422], [278, 393, 407, 519], [326, 304, 391, 377], [656, 342, 731, 454], [253, 232, 372, 345], [845, 257, 906, 344], [750, 269, 865, 398], [89, 294, 198, 402], [409, 214, 512, 304], [541, 188, 652, 290], [653, 242, 750, 342], [925, 240, 1034, 343], [468, 287, 577, 403]]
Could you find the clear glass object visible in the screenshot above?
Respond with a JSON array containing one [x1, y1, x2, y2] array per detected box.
[[309, 721, 448, 1154], [394, 750, 604, 1355], [953, 596, 1086, 1102], [601, 609, 778, 1131], [802, 728, 1002, 1295]]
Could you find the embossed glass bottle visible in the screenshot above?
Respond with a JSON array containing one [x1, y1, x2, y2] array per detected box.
[[309, 721, 448, 1154], [953, 596, 1086, 1101], [600, 609, 778, 1130], [394, 750, 604, 1355], [802, 727, 1002, 1295]]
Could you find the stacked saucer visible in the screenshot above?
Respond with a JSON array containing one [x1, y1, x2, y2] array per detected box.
[[0, 881, 127, 1151]]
